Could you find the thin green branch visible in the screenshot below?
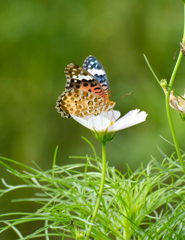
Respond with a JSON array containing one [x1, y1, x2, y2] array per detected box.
[[168, 53, 183, 88], [143, 54, 160, 85], [52, 146, 58, 179]]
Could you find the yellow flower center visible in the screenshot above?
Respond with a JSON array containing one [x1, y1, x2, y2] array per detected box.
[[109, 120, 115, 127]]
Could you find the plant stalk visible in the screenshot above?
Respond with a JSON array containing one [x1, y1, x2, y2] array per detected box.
[[165, 3, 185, 170], [123, 212, 131, 240], [85, 141, 107, 239]]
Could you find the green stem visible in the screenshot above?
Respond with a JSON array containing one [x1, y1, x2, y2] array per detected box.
[[85, 141, 107, 239], [165, 3, 185, 170], [123, 211, 131, 240], [165, 92, 185, 169]]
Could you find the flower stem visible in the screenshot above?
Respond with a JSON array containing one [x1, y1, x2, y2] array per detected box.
[[123, 214, 131, 240], [85, 141, 107, 239], [165, 3, 185, 170]]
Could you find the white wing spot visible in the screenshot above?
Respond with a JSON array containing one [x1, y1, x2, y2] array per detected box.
[[77, 75, 84, 80], [85, 75, 93, 80], [90, 69, 104, 75]]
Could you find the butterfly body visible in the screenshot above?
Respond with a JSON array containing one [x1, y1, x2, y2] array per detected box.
[[56, 56, 115, 118]]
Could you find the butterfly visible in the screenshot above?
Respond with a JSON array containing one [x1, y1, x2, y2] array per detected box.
[[56, 55, 116, 118]]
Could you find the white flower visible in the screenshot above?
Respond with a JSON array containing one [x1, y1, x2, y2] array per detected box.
[[72, 109, 147, 141]]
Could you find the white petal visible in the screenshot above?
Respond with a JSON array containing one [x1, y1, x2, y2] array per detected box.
[[100, 110, 121, 121], [120, 109, 140, 119], [72, 116, 94, 130], [88, 115, 111, 132], [81, 115, 94, 121], [108, 109, 147, 132]]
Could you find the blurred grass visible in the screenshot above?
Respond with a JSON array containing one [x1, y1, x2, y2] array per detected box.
[[0, 0, 185, 238]]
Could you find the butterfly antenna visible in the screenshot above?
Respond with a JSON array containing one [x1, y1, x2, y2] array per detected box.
[[115, 91, 133, 102], [173, 48, 180, 59]]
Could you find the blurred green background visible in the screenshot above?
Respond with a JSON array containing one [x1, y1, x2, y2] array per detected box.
[[0, 0, 185, 239]]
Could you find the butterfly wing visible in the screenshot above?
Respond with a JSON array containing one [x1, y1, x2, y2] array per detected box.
[[83, 55, 110, 97], [56, 88, 113, 118], [64, 63, 107, 101]]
